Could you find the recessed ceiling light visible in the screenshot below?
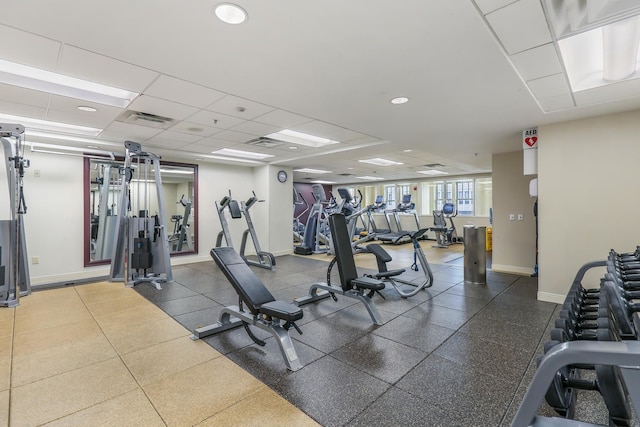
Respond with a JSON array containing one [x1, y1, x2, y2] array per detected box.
[[86, 145, 99, 149], [403, 149, 412, 152], [214, 3, 248, 24], [211, 148, 273, 160], [390, 97, 409, 104], [288, 146, 298, 150], [311, 180, 337, 185], [359, 158, 403, 166], [186, 127, 204, 133], [293, 168, 332, 174], [77, 106, 98, 112]]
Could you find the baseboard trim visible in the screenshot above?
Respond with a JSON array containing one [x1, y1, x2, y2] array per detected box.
[[537, 291, 565, 304], [490, 264, 534, 276]]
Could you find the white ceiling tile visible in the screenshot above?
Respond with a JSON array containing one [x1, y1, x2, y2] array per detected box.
[[231, 120, 281, 137], [0, 25, 61, 70], [0, 100, 47, 120], [486, 0, 553, 54], [331, 129, 369, 142], [100, 121, 162, 142], [511, 43, 563, 81], [169, 121, 221, 137], [527, 73, 571, 97], [574, 78, 640, 106], [292, 120, 349, 139], [206, 95, 275, 119], [58, 45, 159, 93], [47, 94, 122, 122], [185, 110, 246, 129], [180, 143, 220, 154], [214, 129, 255, 143], [127, 95, 199, 121], [537, 93, 575, 111], [144, 138, 192, 150], [0, 83, 51, 108], [474, 0, 518, 15], [253, 109, 313, 128], [143, 75, 226, 108], [152, 130, 203, 144]]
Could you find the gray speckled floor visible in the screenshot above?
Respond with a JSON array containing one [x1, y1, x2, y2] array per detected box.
[[134, 255, 619, 426]]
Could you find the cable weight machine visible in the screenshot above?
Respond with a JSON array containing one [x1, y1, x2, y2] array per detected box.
[[0, 123, 31, 306], [109, 141, 172, 290]]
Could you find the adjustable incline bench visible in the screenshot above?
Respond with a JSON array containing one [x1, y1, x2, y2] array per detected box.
[[191, 247, 304, 371], [294, 213, 387, 325]]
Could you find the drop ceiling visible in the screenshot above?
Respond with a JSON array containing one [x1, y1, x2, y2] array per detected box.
[[1, 0, 640, 184]]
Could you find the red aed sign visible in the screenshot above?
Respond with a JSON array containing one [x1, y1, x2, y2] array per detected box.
[[523, 128, 538, 149]]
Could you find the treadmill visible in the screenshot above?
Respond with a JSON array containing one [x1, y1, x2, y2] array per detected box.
[[376, 195, 417, 244]]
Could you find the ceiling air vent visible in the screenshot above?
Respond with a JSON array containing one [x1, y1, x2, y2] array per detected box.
[[116, 110, 175, 129], [246, 137, 285, 148], [339, 173, 353, 176], [423, 163, 445, 168]]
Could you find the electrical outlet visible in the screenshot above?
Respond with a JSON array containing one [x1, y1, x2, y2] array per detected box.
[[32, 256, 40, 264], [509, 214, 515, 221], [518, 214, 524, 221]]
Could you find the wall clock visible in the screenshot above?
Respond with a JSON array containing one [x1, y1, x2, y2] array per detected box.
[[277, 170, 288, 183]]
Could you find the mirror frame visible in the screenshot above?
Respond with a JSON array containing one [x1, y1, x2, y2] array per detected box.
[[83, 157, 199, 267]]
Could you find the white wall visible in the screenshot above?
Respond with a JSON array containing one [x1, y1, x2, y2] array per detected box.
[[538, 108, 640, 303], [491, 151, 537, 275], [4, 148, 295, 286]]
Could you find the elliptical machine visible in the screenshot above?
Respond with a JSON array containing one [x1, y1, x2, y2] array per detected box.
[[0, 123, 31, 306]]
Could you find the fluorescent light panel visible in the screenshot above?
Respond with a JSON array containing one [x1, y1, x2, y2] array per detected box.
[[0, 113, 101, 136], [356, 176, 384, 181], [0, 58, 139, 108], [558, 14, 640, 92], [293, 168, 332, 174], [211, 148, 274, 160], [311, 180, 337, 184], [265, 129, 340, 148], [358, 158, 403, 166], [417, 170, 448, 175]]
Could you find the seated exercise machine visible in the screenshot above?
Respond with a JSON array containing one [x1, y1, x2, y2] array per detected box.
[[326, 228, 434, 298], [0, 123, 31, 306], [110, 141, 173, 290], [430, 202, 460, 248], [294, 213, 386, 325], [168, 194, 193, 252], [191, 247, 303, 371], [215, 190, 276, 270]]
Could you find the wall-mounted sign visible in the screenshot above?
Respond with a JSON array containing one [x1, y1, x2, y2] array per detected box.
[[523, 128, 538, 149]]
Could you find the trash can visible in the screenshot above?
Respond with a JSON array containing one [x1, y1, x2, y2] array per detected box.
[[463, 225, 486, 285]]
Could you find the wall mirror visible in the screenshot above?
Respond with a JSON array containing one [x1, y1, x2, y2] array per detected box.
[[83, 157, 198, 266]]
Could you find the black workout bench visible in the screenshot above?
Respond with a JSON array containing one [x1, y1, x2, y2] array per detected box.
[[191, 247, 303, 371], [294, 213, 386, 325]]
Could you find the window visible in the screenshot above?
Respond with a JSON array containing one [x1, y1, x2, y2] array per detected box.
[[456, 180, 473, 215], [420, 176, 491, 216], [385, 185, 396, 210]]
